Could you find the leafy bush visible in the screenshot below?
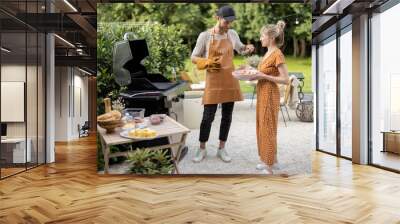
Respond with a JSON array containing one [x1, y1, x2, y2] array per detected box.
[[246, 55, 262, 68], [127, 148, 174, 174]]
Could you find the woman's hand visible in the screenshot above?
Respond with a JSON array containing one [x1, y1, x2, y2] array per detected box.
[[253, 64, 289, 84], [248, 71, 266, 81]]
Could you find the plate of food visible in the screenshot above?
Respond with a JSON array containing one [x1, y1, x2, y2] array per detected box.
[[120, 128, 159, 140], [232, 66, 259, 81]]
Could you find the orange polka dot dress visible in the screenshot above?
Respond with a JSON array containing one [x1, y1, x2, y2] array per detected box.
[[256, 49, 285, 166]]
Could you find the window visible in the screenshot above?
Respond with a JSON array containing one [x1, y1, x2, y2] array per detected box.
[[0, 1, 47, 179], [339, 26, 352, 158], [370, 3, 400, 171], [317, 35, 337, 154]]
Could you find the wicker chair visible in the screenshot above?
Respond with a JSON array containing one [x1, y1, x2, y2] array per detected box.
[[280, 77, 294, 127]]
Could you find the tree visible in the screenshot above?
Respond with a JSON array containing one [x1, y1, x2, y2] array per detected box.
[[232, 3, 311, 57], [231, 4, 275, 54], [97, 3, 312, 57], [99, 3, 212, 56], [290, 4, 312, 57]]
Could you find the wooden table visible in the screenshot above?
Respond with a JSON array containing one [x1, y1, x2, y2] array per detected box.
[[381, 131, 400, 154], [98, 116, 190, 174], [1, 138, 32, 164]]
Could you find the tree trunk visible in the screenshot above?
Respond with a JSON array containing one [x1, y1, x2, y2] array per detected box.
[[259, 42, 262, 55], [293, 37, 299, 57], [300, 39, 307, 58]]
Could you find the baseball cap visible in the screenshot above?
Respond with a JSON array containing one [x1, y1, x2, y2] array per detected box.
[[217, 5, 236, 22]]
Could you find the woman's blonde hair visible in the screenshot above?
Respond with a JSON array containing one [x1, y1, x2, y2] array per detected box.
[[261, 20, 286, 47]]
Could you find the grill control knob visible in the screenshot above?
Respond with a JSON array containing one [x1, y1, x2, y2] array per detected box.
[[172, 97, 180, 102]]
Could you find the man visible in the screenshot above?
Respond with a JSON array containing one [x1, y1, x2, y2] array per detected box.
[[191, 5, 255, 163]]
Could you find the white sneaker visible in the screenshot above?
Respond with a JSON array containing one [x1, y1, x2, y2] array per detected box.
[[272, 163, 283, 170], [256, 163, 274, 174], [256, 163, 267, 170], [192, 148, 207, 163], [260, 169, 272, 175], [217, 148, 231, 163]]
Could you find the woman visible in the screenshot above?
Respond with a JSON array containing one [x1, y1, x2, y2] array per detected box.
[[249, 21, 289, 174]]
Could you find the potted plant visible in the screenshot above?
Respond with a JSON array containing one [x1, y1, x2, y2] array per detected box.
[[112, 97, 125, 113]]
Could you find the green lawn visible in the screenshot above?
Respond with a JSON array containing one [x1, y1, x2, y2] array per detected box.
[[184, 55, 312, 94]]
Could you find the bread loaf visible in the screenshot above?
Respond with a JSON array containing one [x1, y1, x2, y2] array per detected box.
[[98, 113, 112, 121]]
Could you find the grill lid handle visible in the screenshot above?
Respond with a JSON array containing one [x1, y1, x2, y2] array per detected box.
[[123, 32, 137, 41]]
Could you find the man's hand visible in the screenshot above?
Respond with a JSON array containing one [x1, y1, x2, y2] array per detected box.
[[210, 56, 222, 69], [206, 56, 222, 73], [195, 56, 222, 71], [243, 44, 255, 55]]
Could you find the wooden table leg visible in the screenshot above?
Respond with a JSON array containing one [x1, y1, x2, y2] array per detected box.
[[171, 153, 179, 175], [104, 145, 110, 174], [167, 136, 178, 175], [99, 135, 110, 174], [173, 134, 188, 174], [167, 136, 178, 174], [176, 134, 188, 162]]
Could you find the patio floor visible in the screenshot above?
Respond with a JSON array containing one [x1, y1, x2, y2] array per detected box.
[[102, 98, 313, 175], [174, 99, 313, 175]]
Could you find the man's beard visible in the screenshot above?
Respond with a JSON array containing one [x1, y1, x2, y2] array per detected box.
[[219, 24, 228, 33]]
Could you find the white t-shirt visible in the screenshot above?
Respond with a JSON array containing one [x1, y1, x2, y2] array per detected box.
[[191, 29, 246, 59]]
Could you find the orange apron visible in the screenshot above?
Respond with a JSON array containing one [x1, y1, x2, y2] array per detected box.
[[202, 29, 243, 105]]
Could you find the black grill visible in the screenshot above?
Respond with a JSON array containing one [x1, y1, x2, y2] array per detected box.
[[114, 38, 187, 116]]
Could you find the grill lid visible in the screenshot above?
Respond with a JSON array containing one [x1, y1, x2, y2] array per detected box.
[[113, 35, 150, 86]]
